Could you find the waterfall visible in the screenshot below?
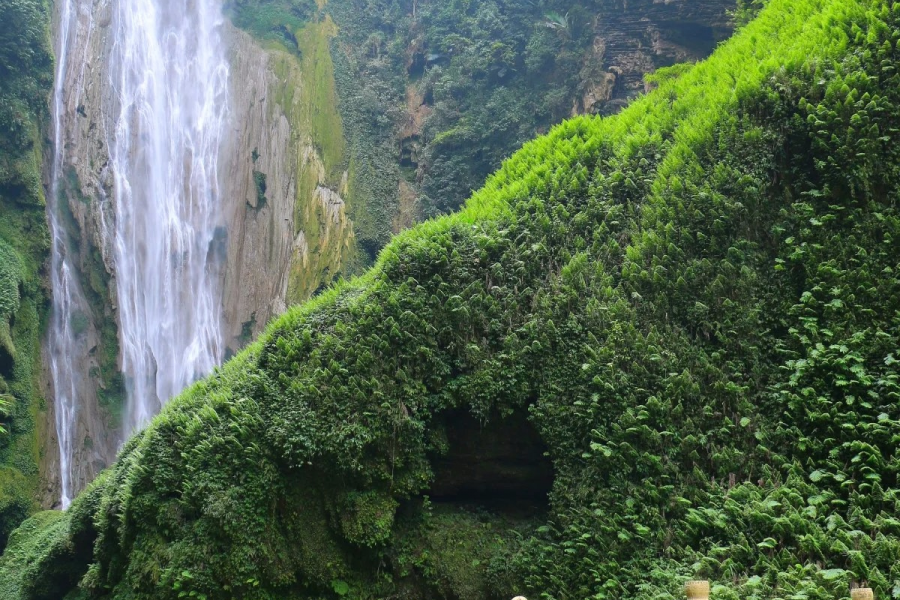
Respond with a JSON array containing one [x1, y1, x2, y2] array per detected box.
[[48, 0, 231, 507], [48, 0, 88, 510], [107, 0, 231, 434]]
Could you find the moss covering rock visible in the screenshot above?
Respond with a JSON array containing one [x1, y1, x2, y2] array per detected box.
[[5, 0, 900, 598]]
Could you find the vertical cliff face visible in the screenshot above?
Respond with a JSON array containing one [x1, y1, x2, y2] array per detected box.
[[218, 26, 296, 350], [219, 20, 356, 353], [42, 0, 121, 506]]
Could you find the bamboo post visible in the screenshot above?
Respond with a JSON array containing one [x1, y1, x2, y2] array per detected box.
[[851, 589, 874, 600], [685, 580, 710, 600]]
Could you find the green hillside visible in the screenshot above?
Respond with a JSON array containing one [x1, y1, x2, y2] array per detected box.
[[4, 0, 900, 598], [0, 0, 52, 552]]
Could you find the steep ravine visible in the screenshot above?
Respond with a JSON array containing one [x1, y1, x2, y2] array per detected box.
[[5, 1, 900, 597]]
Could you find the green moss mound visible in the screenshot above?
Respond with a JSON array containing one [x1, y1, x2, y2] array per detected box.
[[7, 0, 900, 598], [0, 475, 105, 600]]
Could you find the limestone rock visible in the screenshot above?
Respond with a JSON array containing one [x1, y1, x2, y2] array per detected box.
[[574, 0, 733, 115]]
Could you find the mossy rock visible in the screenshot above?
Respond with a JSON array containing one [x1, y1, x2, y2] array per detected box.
[[7, 1, 900, 599]]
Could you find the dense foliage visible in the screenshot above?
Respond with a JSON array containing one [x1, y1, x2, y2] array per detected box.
[[0, 0, 52, 551], [224, 0, 317, 46], [5, 0, 900, 599], [331, 0, 602, 228], [330, 0, 728, 252], [227, 0, 728, 263]]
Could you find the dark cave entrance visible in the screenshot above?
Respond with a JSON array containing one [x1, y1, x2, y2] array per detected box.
[[0, 347, 13, 379], [0, 327, 15, 380], [656, 21, 721, 57], [428, 409, 554, 516]]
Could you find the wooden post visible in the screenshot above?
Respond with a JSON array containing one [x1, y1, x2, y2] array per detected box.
[[851, 589, 874, 600], [685, 580, 710, 600]]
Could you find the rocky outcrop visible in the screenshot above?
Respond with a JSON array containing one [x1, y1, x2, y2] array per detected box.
[[219, 23, 355, 352], [574, 0, 734, 114]]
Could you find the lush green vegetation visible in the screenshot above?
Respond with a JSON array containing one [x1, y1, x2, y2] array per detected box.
[[6, 0, 900, 599], [229, 0, 727, 266], [0, 473, 105, 600], [224, 0, 317, 46], [332, 0, 602, 219], [0, 0, 52, 551], [328, 0, 726, 255], [733, 0, 770, 27]]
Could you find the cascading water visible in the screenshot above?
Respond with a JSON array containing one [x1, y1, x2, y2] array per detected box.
[[49, 0, 232, 506], [48, 0, 90, 510], [107, 0, 231, 434]]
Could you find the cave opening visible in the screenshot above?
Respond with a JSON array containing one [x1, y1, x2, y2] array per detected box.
[[0, 332, 14, 380], [428, 409, 553, 517], [657, 21, 719, 56]]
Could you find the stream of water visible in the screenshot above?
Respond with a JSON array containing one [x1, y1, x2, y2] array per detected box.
[[48, 0, 89, 510]]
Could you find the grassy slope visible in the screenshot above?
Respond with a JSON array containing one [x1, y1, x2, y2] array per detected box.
[[4, 0, 900, 599]]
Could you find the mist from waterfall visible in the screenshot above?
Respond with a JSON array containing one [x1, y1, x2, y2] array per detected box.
[[107, 0, 231, 434]]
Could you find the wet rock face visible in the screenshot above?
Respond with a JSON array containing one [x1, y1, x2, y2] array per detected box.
[[219, 24, 355, 354], [574, 0, 734, 114], [218, 24, 296, 355], [41, 0, 122, 507]]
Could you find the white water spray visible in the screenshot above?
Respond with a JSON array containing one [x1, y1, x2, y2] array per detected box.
[[107, 0, 231, 434]]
